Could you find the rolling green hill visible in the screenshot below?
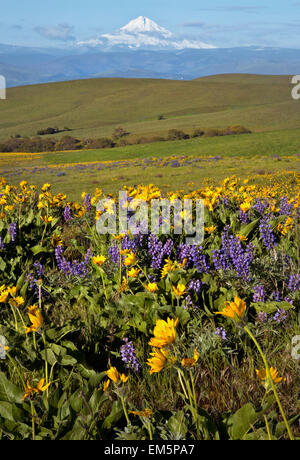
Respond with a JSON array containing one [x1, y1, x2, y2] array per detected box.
[[1, 74, 299, 142]]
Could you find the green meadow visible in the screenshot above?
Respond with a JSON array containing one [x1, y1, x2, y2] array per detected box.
[[1, 74, 300, 141], [0, 73, 300, 200]]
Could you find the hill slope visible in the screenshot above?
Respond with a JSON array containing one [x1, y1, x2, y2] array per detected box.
[[0, 74, 299, 141]]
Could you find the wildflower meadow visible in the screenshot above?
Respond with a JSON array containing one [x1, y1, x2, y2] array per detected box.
[[0, 172, 299, 441]]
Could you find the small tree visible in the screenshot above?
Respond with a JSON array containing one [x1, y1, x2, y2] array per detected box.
[[112, 127, 130, 140]]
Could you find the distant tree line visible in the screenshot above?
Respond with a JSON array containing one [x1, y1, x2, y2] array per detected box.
[[0, 125, 251, 153]]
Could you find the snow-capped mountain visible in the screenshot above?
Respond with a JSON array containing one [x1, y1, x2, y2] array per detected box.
[[120, 16, 172, 38], [77, 16, 216, 50]]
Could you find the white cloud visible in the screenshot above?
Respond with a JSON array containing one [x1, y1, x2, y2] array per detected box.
[[34, 24, 75, 41]]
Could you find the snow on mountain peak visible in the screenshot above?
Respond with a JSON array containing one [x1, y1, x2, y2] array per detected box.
[[120, 16, 172, 37], [77, 16, 216, 50]]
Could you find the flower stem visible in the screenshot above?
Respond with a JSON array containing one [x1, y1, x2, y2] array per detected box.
[[30, 401, 35, 441], [120, 396, 130, 425], [244, 325, 294, 440]]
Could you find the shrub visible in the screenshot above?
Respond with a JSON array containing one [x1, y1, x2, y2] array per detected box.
[[83, 138, 115, 149], [226, 125, 252, 135], [37, 127, 59, 136], [167, 129, 190, 141], [203, 128, 220, 137], [55, 136, 81, 151], [112, 127, 130, 140], [192, 129, 205, 138]]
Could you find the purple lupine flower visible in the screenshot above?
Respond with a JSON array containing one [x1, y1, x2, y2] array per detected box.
[[257, 311, 268, 323], [84, 193, 91, 211], [273, 309, 287, 324], [239, 209, 249, 224], [55, 245, 90, 278], [8, 222, 17, 242], [259, 218, 277, 249], [288, 274, 300, 292], [176, 244, 209, 273], [33, 261, 44, 277], [188, 279, 202, 294], [253, 198, 269, 215], [0, 237, 4, 250], [253, 285, 265, 303], [272, 291, 281, 301], [120, 338, 141, 372], [64, 205, 72, 223], [108, 245, 121, 265], [26, 262, 46, 299], [214, 327, 227, 340], [148, 235, 173, 269], [222, 196, 229, 206], [212, 226, 254, 281], [279, 197, 294, 216]]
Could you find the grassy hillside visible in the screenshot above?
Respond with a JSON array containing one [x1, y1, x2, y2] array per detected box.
[[0, 74, 299, 141], [1, 130, 299, 200]]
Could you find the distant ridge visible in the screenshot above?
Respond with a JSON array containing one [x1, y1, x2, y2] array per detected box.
[[1, 45, 300, 87]]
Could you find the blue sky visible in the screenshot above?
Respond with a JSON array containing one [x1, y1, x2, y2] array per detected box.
[[1, 0, 300, 48]]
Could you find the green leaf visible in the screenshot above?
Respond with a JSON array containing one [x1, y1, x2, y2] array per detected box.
[[251, 301, 293, 314], [226, 396, 275, 440], [102, 400, 123, 429], [0, 372, 23, 404], [167, 410, 188, 438]]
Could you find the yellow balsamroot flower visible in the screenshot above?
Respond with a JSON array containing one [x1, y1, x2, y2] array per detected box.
[[215, 296, 247, 323], [172, 283, 187, 297], [277, 217, 293, 236], [123, 251, 136, 267], [22, 378, 51, 401], [256, 367, 286, 391], [161, 258, 176, 278], [181, 349, 200, 368], [4, 205, 15, 212], [145, 282, 159, 293], [73, 204, 85, 218], [25, 308, 44, 334], [92, 255, 106, 267], [177, 258, 187, 269], [129, 408, 153, 418], [112, 233, 125, 241], [106, 366, 129, 384], [146, 348, 176, 374], [41, 183, 51, 192], [51, 234, 63, 248], [9, 296, 24, 308], [236, 234, 248, 242], [149, 317, 179, 348], [119, 276, 128, 293], [104, 200, 115, 215], [0, 288, 10, 303], [40, 215, 53, 224], [128, 267, 140, 278], [103, 379, 110, 392], [240, 201, 252, 213], [95, 210, 102, 221], [37, 201, 47, 210], [0, 343, 9, 353], [205, 226, 217, 234]]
